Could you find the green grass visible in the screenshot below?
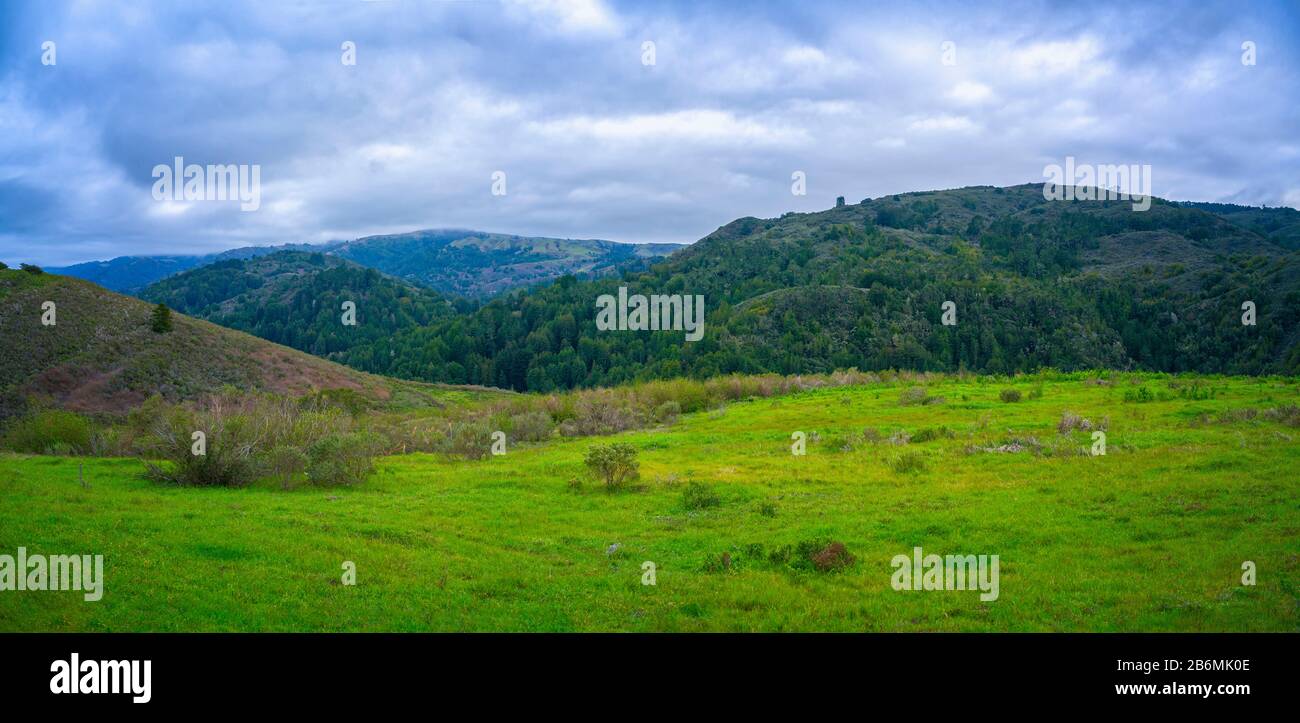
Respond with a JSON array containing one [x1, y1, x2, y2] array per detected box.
[[1, 373, 1298, 631]]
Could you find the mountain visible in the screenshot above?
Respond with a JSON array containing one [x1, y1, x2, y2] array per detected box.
[[48, 231, 685, 297], [138, 251, 463, 360], [327, 229, 685, 297], [0, 267, 449, 417], [327, 184, 1300, 390], [44, 243, 324, 293]]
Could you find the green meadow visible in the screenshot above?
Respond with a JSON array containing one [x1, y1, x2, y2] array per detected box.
[[1, 373, 1297, 632]]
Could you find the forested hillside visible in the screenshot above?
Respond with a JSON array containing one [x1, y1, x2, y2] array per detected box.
[[139, 252, 465, 359], [329, 185, 1300, 390]]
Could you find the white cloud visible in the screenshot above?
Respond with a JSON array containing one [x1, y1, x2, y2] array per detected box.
[[505, 0, 620, 36], [947, 81, 993, 104], [531, 110, 806, 146]]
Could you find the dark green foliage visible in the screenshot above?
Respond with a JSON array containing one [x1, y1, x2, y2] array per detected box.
[[1000, 388, 1022, 403], [19, 263, 42, 275], [150, 302, 173, 333]]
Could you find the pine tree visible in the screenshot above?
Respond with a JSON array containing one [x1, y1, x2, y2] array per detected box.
[[150, 302, 173, 334]]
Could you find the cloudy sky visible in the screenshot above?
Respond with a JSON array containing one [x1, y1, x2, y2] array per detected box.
[[2, 0, 1298, 266]]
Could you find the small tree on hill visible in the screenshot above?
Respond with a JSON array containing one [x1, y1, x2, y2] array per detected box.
[[584, 442, 639, 491], [19, 263, 42, 274], [151, 302, 173, 333]]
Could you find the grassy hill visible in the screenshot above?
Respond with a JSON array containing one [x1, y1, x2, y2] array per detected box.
[[1, 371, 1295, 631], [0, 268, 469, 416], [346, 185, 1300, 390]]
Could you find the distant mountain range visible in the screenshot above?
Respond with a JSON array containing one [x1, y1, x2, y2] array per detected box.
[[46, 231, 686, 298], [13, 185, 1300, 408]]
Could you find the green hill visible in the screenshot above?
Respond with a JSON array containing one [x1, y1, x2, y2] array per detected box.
[[0, 268, 460, 416], [138, 251, 464, 361], [337, 184, 1300, 390]]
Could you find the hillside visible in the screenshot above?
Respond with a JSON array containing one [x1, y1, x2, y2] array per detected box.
[[45, 243, 323, 293], [138, 251, 464, 360], [327, 229, 684, 298], [0, 268, 461, 416], [334, 184, 1300, 390], [48, 231, 685, 298]]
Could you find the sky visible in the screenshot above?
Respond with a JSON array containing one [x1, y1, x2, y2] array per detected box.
[[1, 0, 1298, 267]]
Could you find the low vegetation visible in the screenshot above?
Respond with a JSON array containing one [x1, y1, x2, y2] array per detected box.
[[1, 371, 1296, 631]]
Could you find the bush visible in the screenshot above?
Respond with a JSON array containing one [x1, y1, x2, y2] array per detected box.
[[809, 541, 855, 572], [681, 480, 720, 510], [890, 450, 927, 474], [999, 389, 1022, 403], [140, 394, 374, 488], [910, 426, 953, 443], [447, 421, 493, 459], [142, 405, 261, 487], [266, 444, 309, 489], [899, 387, 944, 406], [19, 263, 43, 275], [652, 400, 681, 424], [508, 411, 553, 442], [305, 432, 382, 486], [1, 410, 92, 454], [584, 442, 639, 490]]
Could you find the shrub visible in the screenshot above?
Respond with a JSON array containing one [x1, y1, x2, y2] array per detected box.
[[19, 263, 43, 275], [999, 389, 1022, 403], [652, 400, 681, 424], [681, 480, 720, 510], [899, 387, 945, 406], [890, 450, 927, 473], [266, 444, 309, 489], [2, 410, 93, 454], [1123, 386, 1156, 403], [809, 541, 856, 572], [305, 432, 382, 486], [584, 442, 639, 490], [447, 421, 493, 459], [508, 411, 553, 442], [911, 426, 953, 443], [142, 405, 261, 487]]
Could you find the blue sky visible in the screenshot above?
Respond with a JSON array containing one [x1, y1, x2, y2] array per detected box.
[[2, 0, 1298, 266]]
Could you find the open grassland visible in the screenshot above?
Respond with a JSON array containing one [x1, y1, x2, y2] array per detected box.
[[1, 373, 1297, 631]]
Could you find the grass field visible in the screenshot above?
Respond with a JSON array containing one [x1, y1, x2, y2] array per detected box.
[[1, 373, 1297, 631]]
